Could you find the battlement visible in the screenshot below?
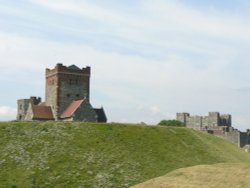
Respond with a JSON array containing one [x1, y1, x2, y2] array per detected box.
[[177, 112, 232, 130], [46, 63, 91, 78], [17, 96, 41, 106], [176, 112, 250, 148]]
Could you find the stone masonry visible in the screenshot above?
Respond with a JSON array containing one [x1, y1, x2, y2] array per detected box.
[[17, 97, 41, 121], [17, 63, 107, 122], [177, 112, 231, 130], [45, 64, 90, 119], [177, 112, 250, 148]]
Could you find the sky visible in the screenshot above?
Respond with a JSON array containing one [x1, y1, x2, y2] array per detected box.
[[1, 0, 250, 130]]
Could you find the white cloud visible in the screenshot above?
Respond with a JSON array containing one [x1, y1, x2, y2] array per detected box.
[[0, 106, 17, 121], [22, 0, 250, 74], [28, 0, 250, 43], [142, 0, 250, 40], [150, 106, 161, 114], [28, 0, 135, 27]]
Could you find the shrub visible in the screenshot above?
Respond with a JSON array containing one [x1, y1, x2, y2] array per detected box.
[[158, 120, 185, 127]]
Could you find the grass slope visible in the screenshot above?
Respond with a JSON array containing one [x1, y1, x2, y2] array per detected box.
[[0, 122, 249, 187], [132, 163, 250, 188]]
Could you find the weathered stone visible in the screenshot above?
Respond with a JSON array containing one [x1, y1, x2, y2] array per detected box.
[[177, 112, 249, 149], [17, 97, 41, 120], [16, 63, 107, 123], [177, 112, 231, 130], [45, 63, 90, 119]]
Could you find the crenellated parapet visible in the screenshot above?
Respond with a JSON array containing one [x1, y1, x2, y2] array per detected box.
[[176, 112, 232, 130], [175, 112, 250, 149], [46, 63, 90, 78]]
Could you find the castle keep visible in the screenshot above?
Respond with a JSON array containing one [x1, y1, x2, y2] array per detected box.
[[17, 63, 107, 122], [177, 112, 250, 148]]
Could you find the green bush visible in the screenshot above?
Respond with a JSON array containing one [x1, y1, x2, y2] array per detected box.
[[158, 120, 185, 127]]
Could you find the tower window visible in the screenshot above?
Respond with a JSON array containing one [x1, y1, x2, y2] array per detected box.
[[19, 104, 22, 110]]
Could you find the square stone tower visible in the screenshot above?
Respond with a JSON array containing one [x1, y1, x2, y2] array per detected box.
[[176, 112, 190, 125], [208, 112, 220, 127], [45, 63, 91, 119]]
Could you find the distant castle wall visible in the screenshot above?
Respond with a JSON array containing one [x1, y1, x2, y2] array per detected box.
[[224, 129, 241, 146], [177, 112, 231, 130], [177, 112, 250, 148]]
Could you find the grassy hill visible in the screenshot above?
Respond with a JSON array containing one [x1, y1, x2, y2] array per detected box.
[[132, 163, 250, 188], [0, 122, 249, 187]]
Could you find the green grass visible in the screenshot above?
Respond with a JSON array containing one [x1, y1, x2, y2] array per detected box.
[[0, 122, 249, 187]]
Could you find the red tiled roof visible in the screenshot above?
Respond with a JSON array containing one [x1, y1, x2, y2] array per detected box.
[[32, 105, 54, 120], [60, 99, 84, 119]]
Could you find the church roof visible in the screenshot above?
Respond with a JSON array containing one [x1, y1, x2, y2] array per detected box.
[[68, 64, 81, 70], [32, 105, 54, 120], [94, 107, 107, 122], [61, 99, 84, 119]]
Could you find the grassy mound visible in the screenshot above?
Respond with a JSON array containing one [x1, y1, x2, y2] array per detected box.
[[0, 122, 249, 187], [131, 163, 250, 188]]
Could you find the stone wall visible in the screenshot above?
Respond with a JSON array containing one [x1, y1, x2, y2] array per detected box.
[[24, 104, 34, 121], [176, 113, 189, 125], [16, 97, 41, 120], [239, 131, 250, 147], [45, 73, 58, 119], [220, 114, 232, 126], [208, 112, 220, 127], [59, 75, 89, 117], [176, 112, 250, 148], [177, 112, 231, 130], [73, 101, 97, 122], [17, 63, 107, 123], [186, 116, 202, 129], [45, 63, 90, 119], [224, 130, 240, 146], [17, 99, 30, 120]]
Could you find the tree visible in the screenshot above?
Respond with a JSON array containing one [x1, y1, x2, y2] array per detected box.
[[158, 120, 185, 127]]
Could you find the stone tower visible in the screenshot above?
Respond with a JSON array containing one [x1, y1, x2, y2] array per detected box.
[[208, 112, 220, 127], [16, 96, 41, 120], [176, 112, 190, 125], [45, 63, 91, 119]]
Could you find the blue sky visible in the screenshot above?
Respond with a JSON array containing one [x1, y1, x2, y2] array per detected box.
[[1, 0, 250, 130]]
